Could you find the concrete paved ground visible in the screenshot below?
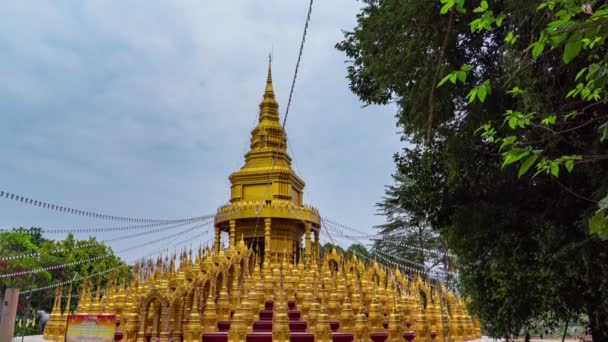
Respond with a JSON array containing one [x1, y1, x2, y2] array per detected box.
[[11, 336, 46, 342]]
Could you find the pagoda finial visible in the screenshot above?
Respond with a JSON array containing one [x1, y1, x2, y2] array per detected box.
[[265, 55, 275, 98]]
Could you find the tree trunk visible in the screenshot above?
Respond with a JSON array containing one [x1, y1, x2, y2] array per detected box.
[[588, 305, 608, 342], [561, 320, 568, 342]]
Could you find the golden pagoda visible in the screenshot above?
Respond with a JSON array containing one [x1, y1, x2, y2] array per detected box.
[[43, 61, 482, 342], [214, 58, 320, 264]]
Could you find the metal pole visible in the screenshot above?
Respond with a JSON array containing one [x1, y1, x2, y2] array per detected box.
[[21, 274, 36, 342]]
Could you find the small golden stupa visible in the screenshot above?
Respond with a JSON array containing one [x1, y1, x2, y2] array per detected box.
[[43, 61, 481, 342]]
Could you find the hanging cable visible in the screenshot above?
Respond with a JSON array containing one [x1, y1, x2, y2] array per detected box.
[[282, 0, 313, 128], [18, 265, 127, 295], [141, 231, 213, 260], [0, 190, 210, 224], [317, 227, 442, 281], [1, 219, 214, 262], [287, 203, 447, 283], [1, 254, 116, 279], [0, 252, 40, 262], [371, 236, 453, 259], [321, 216, 454, 258], [320, 216, 453, 281], [0, 214, 214, 235], [1, 221, 211, 279]]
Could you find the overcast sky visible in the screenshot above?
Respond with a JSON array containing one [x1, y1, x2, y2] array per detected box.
[[0, 1, 401, 263]]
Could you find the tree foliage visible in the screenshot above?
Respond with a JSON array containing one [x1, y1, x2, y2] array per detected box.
[[337, 0, 608, 339], [374, 172, 448, 277], [0, 227, 128, 320], [320, 242, 345, 257], [345, 243, 370, 261]]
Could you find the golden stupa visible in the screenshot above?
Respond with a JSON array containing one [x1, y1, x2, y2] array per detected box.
[[43, 61, 481, 342]]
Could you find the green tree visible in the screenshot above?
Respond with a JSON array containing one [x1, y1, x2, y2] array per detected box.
[[12, 227, 48, 245], [320, 242, 345, 257], [374, 173, 447, 275], [345, 243, 370, 261], [0, 229, 128, 318], [337, 0, 608, 339]]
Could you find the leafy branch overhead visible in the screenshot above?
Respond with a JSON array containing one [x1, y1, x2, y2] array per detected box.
[[437, 0, 608, 239]]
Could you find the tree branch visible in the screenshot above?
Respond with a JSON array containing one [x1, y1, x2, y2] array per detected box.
[[426, 6, 455, 143]]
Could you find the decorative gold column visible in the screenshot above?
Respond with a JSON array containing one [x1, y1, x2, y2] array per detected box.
[[229, 220, 236, 250], [214, 225, 220, 254], [264, 218, 272, 260], [305, 224, 312, 262], [314, 229, 320, 262]]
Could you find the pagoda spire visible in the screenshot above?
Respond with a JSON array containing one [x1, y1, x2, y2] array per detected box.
[[258, 56, 280, 125], [265, 53, 275, 97]]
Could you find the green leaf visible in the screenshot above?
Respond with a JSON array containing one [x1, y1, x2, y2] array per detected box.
[[503, 149, 530, 167], [575, 68, 587, 81], [564, 111, 578, 120], [536, 3, 548, 10], [548, 33, 568, 47], [589, 210, 608, 240], [440, 1, 453, 14], [457, 71, 466, 83], [455, 0, 466, 13], [449, 73, 458, 84], [587, 64, 600, 80], [478, 86, 488, 103], [495, 15, 505, 27], [565, 160, 574, 173], [550, 163, 559, 177], [532, 42, 545, 58], [541, 115, 557, 125], [461, 65, 473, 71], [467, 89, 477, 103], [518, 154, 539, 177], [437, 73, 452, 88], [563, 40, 582, 64], [499, 136, 517, 152], [508, 117, 518, 129], [506, 86, 526, 96]]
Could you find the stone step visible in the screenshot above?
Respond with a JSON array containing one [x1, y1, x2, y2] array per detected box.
[[246, 332, 272, 342], [259, 310, 273, 320], [262, 300, 296, 311], [202, 332, 228, 342], [219, 316, 310, 332], [252, 320, 307, 332], [370, 332, 389, 342], [252, 320, 271, 332], [290, 333, 315, 342], [217, 321, 231, 332], [289, 321, 307, 332], [332, 333, 354, 342], [258, 309, 301, 321], [329, 321, 340, 332], [243, 332, 351, 342], [288, 310, 301, 321]]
